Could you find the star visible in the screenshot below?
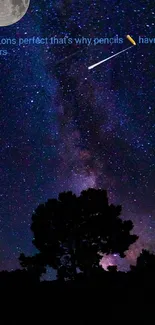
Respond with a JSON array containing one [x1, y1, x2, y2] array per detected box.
[[0, 0, 155, 275]]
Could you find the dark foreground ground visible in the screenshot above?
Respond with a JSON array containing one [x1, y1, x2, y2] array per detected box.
[[0, 271, 155, 308], [1, 286, 154, 321], [0, 270, 154, 322]]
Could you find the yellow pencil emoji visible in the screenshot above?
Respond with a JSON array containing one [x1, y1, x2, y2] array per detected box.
[[126, 35, 136, 45]]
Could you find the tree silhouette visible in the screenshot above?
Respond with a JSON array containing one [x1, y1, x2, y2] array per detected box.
[[107, 265, 118, 272], [19, 188, 138, 280], [130, 249, 155, 272], [19, 253, 46, 278]]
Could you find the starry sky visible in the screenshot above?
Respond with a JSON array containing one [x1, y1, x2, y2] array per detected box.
[[0, 0, 155, 274]]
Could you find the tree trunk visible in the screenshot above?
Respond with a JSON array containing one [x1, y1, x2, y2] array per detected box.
[[70, 248, 77, 279]]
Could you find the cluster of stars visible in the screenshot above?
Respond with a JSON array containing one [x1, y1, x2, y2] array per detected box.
[[0, 0, 155, 273]]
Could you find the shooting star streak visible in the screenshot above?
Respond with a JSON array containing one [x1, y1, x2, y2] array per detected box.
[[88, 45, 134, 70]]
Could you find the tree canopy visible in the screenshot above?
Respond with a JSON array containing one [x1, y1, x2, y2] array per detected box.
[[130, 249, 155, 272], [20, 188, 138, 280]]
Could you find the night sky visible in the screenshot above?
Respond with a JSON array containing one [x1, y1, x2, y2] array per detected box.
[[1, 0, 155, 274]]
